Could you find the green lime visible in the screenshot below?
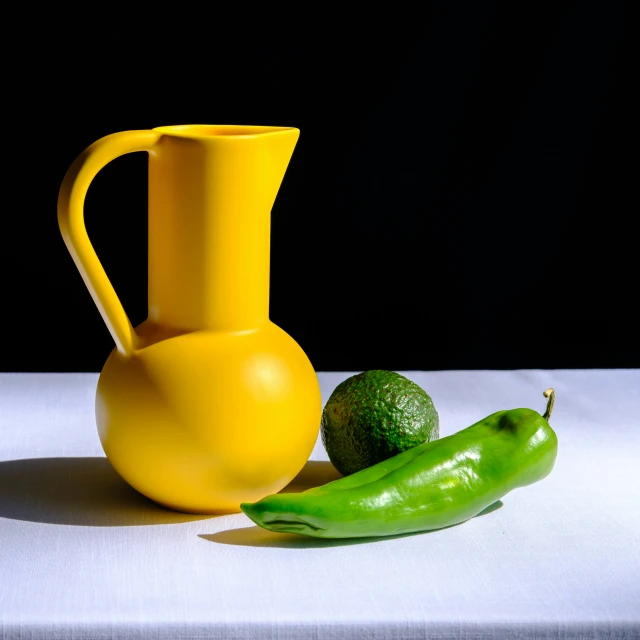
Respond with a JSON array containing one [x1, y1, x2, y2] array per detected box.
[[321, 370, 439, 476]]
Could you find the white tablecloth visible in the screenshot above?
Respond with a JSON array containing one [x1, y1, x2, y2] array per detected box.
[[1, 370, 638, 639]]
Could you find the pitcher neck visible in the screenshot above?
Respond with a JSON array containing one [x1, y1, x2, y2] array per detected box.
[[146, 126, 299, 332]]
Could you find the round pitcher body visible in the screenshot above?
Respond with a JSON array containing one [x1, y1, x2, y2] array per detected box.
[[96, 321, 322, 514]]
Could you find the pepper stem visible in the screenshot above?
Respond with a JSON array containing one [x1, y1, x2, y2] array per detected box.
[[543, 388, 555, 422]]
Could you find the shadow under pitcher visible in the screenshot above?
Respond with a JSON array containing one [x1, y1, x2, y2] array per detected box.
[[58, 125, 322, 514]]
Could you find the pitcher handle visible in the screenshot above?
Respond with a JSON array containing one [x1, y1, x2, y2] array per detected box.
[[58, 130, 161, 357]]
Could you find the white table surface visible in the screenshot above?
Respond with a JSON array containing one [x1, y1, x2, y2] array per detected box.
[[1, 370, 639, 640]]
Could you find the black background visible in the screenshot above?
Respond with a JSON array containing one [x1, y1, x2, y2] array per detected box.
[[3, 3, 637, 372]]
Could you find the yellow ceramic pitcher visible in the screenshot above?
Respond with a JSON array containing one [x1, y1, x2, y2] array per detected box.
[[58, 125, 322, 514]]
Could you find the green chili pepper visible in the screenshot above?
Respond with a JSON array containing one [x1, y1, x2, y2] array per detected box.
[[241, 389, 558, 538]]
